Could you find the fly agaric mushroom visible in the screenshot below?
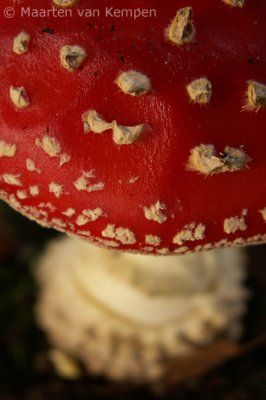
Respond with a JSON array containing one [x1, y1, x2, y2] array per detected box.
[[0, 0, 264, 382], [0, 0, 266, 253]]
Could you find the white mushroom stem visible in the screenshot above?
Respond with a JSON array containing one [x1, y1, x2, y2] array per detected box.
[[36, 237, 247, 382]]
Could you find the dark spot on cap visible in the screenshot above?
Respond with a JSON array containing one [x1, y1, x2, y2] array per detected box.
[[42, 28, 55, 34], [109, 24, 115, 32], [116, 52, 125, 63]]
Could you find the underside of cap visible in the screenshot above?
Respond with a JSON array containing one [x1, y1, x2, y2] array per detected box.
[[36, 237, 247, 382]]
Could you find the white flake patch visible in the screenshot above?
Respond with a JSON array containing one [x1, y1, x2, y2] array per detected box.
[[60, 45, 87, 72], [36, 136, 61, 157], [53, 0, 78, 7], [26, 159, 41, 173], [0, 190, 7, 199], [81, 181, 104, 193], [128, 176, 139, 184], [246, 234, 266, 244], [76, 208, 104, 226], [174, 246, 189, 254], [260, 207, 266, 222], [173, 222, 206, 245], [9, 194, 21, 209], [39, 209, 49, 218], [244, 81, 266, 112], [165, 7, 195, 46], [75, 215, 89, 226], [156, 248, 170, 255], [144, 201, 167, 224], [142, 246, 154, 253], [214, 239, 229, 248], [223, 0, 245, 7], [233, 238, 246, 246], [9, 86, 30, 109], [2, 174, 22, 186], [116, 70, 151, 96], [82, 110, 113, 134], [62, 208, 76, 217], [82, 110, 147, 145], [59, 153, 71, 167], [188, 144, 250, 175], [95, 238, 120, 248], [18, 206, 50, 227], [39, 202, 56, 212], [102, 224, 136, 245], [83, 208, 104, 220], [24, 205, 46, 220], [13, 31, 30, 54], [74, 171, 105, 193], [77, 230, 91, 237], [35, 136, 70, 168], [51, 218, 67, 228], [17, 190, 28, 200], [29, 185, 40, 197], [145, 235, 161, 247], [112, 122, 146, 145], [49, 182, 64, 198], [224, 210, 248, 234], [186, 77, 212, 105], [203, 243, 213, 250], [0, 141, 16, 158]]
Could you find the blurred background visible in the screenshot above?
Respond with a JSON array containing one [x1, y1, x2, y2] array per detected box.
[[0, 200, 265, 400]]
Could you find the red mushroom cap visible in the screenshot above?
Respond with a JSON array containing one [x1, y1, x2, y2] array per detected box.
[[0, 0, 266, 255]]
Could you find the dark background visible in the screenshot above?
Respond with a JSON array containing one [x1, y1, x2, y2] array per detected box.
[[0, 201, 265, 400]]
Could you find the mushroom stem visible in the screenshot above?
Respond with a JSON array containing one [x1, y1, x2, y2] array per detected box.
[[36, 237, 247, 383]]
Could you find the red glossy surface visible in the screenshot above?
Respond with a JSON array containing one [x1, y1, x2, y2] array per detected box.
[[0, 0, 265, 254]]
